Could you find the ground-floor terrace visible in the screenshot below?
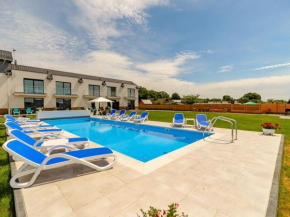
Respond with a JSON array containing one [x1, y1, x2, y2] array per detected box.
[[7, 117, 283, 217]]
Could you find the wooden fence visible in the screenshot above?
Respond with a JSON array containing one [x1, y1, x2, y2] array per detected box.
[[139, 103, 290, 114]]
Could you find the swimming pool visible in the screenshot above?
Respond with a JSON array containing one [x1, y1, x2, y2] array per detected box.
[[45, 117, 209, 162]]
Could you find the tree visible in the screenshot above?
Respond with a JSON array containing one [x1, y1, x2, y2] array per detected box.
[[210, 98, 221, 102], [147, 90, 158, 99], [157, 91, 170, 99], [138, 86, 148, 99], [171, 92, 181, 100], [184, 94, 200, 104], [267, 98, 275, 103], [222, 95, 233, 102], [239, 92, 262, 103]]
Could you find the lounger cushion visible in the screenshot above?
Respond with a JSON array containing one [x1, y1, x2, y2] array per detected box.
[[37, 129, 62, 133], [68, 137, 89, 143], [7, 140, 113, 166]]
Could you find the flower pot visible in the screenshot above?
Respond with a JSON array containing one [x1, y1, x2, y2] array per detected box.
[[262, 128, 275, 135]]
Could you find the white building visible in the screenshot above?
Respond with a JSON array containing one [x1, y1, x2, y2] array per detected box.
[[0, 50, 138, 115]]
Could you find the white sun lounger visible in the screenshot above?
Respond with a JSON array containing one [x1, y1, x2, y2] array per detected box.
[[5, 121, 63, 139], [8, 129, 90, 152], [120, 111, 137, 121], [172, 113, 185, 127], [133, 111, 149, 123], [5, 115, 42, 125], [3, 139, 117, 188]]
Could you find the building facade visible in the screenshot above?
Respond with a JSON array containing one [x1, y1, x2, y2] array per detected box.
[[0, 50, 138, 115]]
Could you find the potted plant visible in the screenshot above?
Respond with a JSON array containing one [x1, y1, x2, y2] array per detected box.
[[261, 122, 281, 135]]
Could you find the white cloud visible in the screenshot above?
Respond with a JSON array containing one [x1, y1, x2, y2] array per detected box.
[[136, 52, 200, 79], [0, 2, 289, 100], [71, 0, 169, 48], [218, 65, 233, 73], [253, 62, 290, 70], [205, 50, 214, 54]]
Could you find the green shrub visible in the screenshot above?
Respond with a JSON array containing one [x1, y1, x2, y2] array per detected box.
[[137, 203, 188, 217]]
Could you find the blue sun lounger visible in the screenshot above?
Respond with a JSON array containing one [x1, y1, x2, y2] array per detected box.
[[103, 109, 117, 119], [172, 113, 185, 127], [120, 111, 137, 121], [3, 139, 117, 188], [5, 122, 63, 139], [8, 130, 90, 152], [133, 111, 149, 123], [5, 115, 42, 125], [111, 109, 126, 120], [196, 114, 212, 130]]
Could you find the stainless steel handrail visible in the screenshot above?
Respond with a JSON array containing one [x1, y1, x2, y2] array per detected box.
[[203, 116, 238, 143]]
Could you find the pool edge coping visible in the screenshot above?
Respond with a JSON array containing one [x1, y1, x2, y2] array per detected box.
[[265, 134, 284, 217]]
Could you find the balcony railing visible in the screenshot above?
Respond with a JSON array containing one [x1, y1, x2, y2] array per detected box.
[[14, 85, 46, 95], [107, 92, 117, 97], [88, 90, 100, 97], [56, 88, 72, 95], [128, 93, 135, 98]]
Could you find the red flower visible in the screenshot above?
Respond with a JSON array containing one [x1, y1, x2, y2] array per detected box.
[[275, 123, 278, 126], [279, 127, 281, 130], [163, 210, 166, 215], [175, 203, 179, 207], [156, 214, 160, 217]]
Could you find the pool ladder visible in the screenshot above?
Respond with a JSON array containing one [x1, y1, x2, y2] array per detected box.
[[203, 116, 238, 143]]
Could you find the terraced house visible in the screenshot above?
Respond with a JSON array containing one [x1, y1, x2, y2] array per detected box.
[[0, 50, 139, 115]]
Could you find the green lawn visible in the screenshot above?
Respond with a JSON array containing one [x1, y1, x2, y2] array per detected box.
[[0, 118, 15, 217], [0, 112, 289, 216]]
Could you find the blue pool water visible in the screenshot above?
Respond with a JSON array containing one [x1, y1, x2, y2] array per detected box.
[[45, 117, 209, 162]]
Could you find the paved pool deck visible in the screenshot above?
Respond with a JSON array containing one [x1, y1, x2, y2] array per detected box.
[[10, 119, 282, 217]]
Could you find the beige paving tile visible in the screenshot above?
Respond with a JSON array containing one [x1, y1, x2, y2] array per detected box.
[[164, 167, 207, 194], [106, 185, 144, 211], [108, 164, 143, 184], [188, 176, 234, 209], [57, 177, 103, 210], [85, 171, 125, 195], [136, 184, 186, 210], [22, 184, 73, 217], [74, 196, 118, 217], [210, 163, 245, 183], [214, 212, 229, 217], [179, 196, 217, 217]]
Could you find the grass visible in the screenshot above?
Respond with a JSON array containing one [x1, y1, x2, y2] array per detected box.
[[0, 118, 15, 217], [138, 110, 290, 217], [0, 112, 289, 216]]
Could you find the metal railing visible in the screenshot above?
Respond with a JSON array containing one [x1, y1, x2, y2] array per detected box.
[[55, 88, 73, 95], [88, 90, 100, 97], [203, 116, 238, 143], [14, 85, 45, 94]]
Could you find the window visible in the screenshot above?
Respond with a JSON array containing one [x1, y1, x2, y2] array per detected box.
[[128, 88, 135, 98], [56, 98, 71, 110], [107, 87, 117, 97], [23, 79, 44, 94], [24, 98, 44, 109], [56, 82, 71, 95], [89, 85, 100, 96]]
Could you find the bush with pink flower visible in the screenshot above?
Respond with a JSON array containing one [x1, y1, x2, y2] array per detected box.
[[137, 203, 188, 217]]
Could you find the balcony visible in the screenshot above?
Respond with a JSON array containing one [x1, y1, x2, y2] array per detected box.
[[54, 88, 78, 98], [83, 90, 101, 99], [125, 94, 136, 100], [13, 85, 47, 97], [107, 92, 121, 100]]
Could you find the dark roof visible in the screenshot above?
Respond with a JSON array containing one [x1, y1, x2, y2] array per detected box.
[[9, 64, 136, 85], [0, 50, 13, 62]]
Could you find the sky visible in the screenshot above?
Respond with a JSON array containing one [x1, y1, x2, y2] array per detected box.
[[0, 0, 290, 100]]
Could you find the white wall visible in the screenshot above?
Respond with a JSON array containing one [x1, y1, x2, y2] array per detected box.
[[1, 70, 138, 110], [37, 110, 91, 119]]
